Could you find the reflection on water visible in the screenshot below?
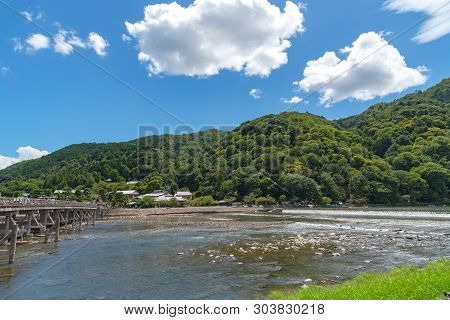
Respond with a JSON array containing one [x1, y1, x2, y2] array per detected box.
[[0, 210, 449, 299]]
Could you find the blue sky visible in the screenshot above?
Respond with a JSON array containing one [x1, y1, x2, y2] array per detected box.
[[0, 0, 449, 162]]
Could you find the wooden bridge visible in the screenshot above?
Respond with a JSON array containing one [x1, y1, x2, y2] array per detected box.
[[0, 199, 107, 264]]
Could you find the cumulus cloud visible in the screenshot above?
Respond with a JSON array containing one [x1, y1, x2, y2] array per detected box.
[[0, 66, 9, 75], [53, 30, 75, 55], [88, 32, 109, 57], [125, 0, 305, 77], [25, 33, 50, 52], [384, 0, 450, 43], [282, 96, 302, 104], [296, 32, 428, 106], [16, 146, 50, 160], [12, 37, 24, 52], [249, 88, 263, 99], [53, 29, 109, 57], [14, 28, 108, 57], [0, 146, 49, 170], [122, 34, 132, 42], [21, 10, 44, 22], [21, 11, 33, 22], [0, 156, 19, 170]]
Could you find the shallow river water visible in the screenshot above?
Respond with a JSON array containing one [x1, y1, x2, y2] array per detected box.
[[0, 210, 449, 299]]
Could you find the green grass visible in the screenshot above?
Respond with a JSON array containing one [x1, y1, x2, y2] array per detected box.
[[268, 260, 450, 300]]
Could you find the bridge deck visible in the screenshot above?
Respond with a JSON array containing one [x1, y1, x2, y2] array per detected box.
[[0, 202, 107, 264], [0, 206, 98, 213]]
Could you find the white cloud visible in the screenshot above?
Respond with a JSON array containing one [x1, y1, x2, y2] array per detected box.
[[14, 28, 108, 57], [125, 0, 304, 77], [22, 11, 33, 22], [53, 30, 74, 55], [0, 146, 49, 170], [282, 96, 302, 104], [0, 156, 20, 170], [88, 32, 109, 57], [249, 88, 263, 99], [67, 34, 88, 49], [384, 0, 450, 43], [21, 10, 44, 22], [16, 146, 50, 160], [0, 66, 9, 75], [25, 33, 50, 52], [12, 37, 24, 52], [296, 32, 427, 106], [122, 34, 132, 42], [35, 11, 44, 21], [53, 29, 108, 57]]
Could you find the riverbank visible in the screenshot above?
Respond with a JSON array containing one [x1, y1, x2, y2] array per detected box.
[[102, 206, 284, 230], [268, 260, 450, 300], [1, 208, 449, 299], [107, 206, 273, 218]]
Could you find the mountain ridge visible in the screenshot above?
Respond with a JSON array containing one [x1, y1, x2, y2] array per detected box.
[[1, 78, 449, 205]]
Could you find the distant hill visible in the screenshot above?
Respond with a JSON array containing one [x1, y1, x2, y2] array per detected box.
[[1, 78, 449, 205]]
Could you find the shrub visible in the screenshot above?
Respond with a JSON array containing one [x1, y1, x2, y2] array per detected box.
[[188, 196, 219, 207]]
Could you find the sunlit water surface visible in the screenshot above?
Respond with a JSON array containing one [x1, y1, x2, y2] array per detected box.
[[0, 210, 449, 299]]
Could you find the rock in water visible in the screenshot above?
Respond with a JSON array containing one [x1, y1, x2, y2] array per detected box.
[[332, 252, 340, 257]]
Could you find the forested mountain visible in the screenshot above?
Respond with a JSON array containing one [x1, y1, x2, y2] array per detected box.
[[1, 78, 449, 205]]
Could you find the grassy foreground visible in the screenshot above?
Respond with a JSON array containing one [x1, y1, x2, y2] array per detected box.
[[269, 260, 450, 300]]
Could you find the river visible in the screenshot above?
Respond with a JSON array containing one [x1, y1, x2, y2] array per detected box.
[[0, 209, 449, 299]]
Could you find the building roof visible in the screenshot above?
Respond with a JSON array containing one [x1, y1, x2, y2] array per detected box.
[[118, 190, 140, 195], [127, 180, 139, 185], [139, 192, 170, 199], [175, 191, 192, 196], [155, 195, 175, 202]]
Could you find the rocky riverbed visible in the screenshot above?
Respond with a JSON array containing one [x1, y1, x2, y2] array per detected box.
[[0, 209, 448, 299]]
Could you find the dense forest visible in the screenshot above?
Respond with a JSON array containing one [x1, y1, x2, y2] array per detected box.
[[0, 78, 449, 205]]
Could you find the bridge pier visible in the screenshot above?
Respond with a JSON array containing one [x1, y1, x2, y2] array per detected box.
[[4, 212, 10, 235], [27, 212, 32, 235], [55, 216, 60, 242], [1, 204, 106, 264], [79, 211, 83, 231], [9, 224, 18, 264]]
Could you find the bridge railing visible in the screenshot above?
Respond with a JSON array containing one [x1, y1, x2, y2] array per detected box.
[[0, 197, 97, 208]]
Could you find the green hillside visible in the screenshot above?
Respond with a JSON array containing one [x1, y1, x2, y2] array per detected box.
[[1, 78, 449, 205]]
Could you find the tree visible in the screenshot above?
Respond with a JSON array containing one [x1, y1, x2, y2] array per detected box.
[[1, 79, 449, 205], [405, 172, 428, 202], [392, 152, 419, 171], [255, 196, 276, 206], [189, 196, 219, 207], [318, 172, 344, 202], [111, 192, 129, 207], [138, 196, 156, 208], [413, 163, 449, 202], [373, 133, 392, 157], [280, 174, 321, 203]]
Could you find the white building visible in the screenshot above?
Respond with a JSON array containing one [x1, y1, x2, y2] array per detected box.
[[155, 195, 175, 202], [139, 191, 171, 200], [175, 191, 192, 200], [117, 190, 140, 200]]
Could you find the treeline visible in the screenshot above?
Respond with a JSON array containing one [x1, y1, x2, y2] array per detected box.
[[0, 78, 449, 205]]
